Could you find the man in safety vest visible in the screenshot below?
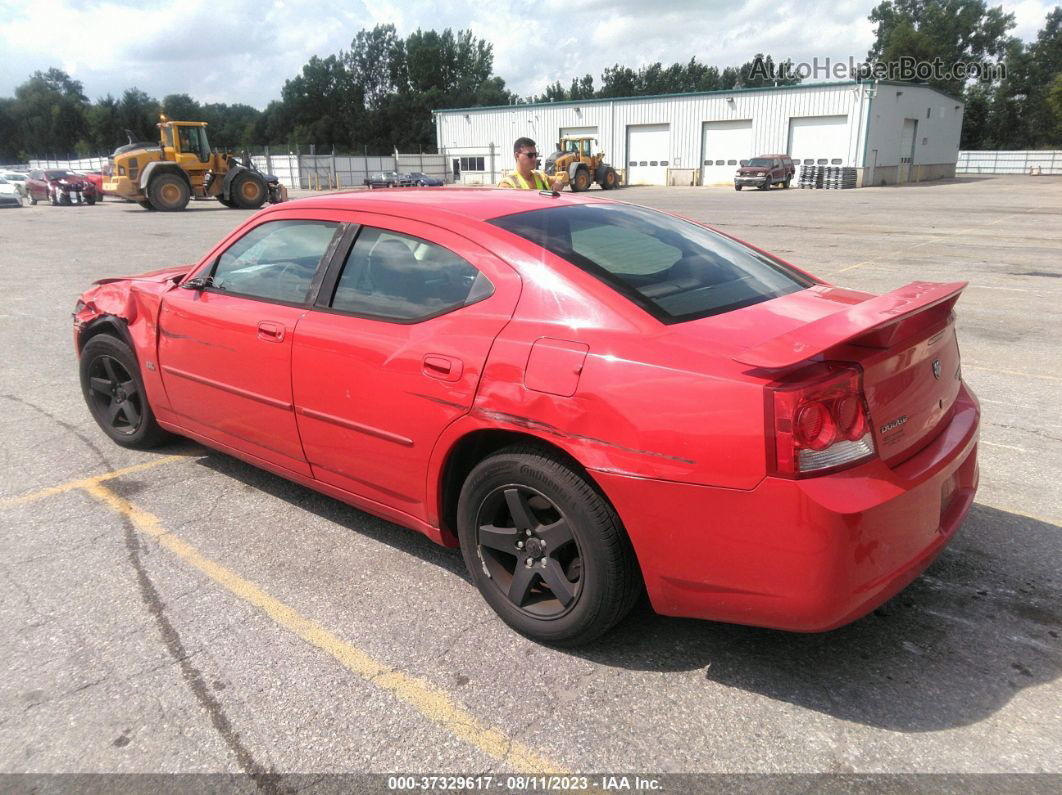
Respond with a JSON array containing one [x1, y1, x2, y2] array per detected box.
[[499, 137, 569, 190]]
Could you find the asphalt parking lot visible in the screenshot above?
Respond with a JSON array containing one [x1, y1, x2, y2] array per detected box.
[[0, 176, 1059, 785]]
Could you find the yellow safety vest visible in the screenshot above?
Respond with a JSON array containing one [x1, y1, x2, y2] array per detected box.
[[499, 170, 551, 190]]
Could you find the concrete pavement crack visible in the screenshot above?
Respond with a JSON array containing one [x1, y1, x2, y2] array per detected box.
[[118, 505, 290, 793]]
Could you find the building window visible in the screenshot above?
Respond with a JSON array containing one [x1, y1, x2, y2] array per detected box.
[[830, 158, 842, 164], [926, 108, 931, 119], [727, 159, 737, 165], [459, 156, 485, 172]]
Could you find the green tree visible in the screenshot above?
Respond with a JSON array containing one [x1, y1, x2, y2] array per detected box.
[[117, 88, 160, 143], [162, 93, 202, 121], [12, 68, 89, 156], [867, 0, 1015, 96]]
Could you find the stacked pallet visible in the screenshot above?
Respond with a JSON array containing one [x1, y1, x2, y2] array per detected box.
[[799, 166, 858, 189]]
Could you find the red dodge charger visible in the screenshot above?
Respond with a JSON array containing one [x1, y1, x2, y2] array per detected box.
[[74, 189, 980, 645]]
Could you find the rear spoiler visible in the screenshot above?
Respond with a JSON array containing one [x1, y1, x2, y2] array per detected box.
[[734, 281, 967, 369]]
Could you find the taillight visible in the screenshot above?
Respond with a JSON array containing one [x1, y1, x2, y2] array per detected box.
[[768, 364, 875, 477]]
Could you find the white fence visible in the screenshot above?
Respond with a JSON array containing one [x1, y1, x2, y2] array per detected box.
[[20, 152, 451, 189], [957, 150, 1062, 175]]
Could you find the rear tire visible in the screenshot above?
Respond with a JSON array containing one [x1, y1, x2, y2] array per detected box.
[[783, 177, 792, 189], [457, 446, 641, 646], [30, 194, 37, 205], [148, 174, 190, 211], [231, 172, 267, 209], [79, 335, 171, 449]]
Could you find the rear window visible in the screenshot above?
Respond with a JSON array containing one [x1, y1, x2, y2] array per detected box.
[[490, 203, 813, 323]]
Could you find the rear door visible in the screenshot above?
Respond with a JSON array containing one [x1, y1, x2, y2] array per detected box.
[[291, 214, 521, 520], [158, 212, 346, 474]]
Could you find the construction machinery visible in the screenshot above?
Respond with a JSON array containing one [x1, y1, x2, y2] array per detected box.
[[544, 136, 619, 192], [104, 116, 287, 211]]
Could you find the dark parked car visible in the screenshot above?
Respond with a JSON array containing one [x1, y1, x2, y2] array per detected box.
[[406, 171, 444, 187], [25, 169, 98, 205], [364, 171, 414, 189], [734, 155, 795, 190]]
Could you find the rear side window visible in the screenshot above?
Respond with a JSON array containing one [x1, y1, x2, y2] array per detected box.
[[210, 220, 339, 304], [328, 227, 494, 322], [491, 204, 812, 323]]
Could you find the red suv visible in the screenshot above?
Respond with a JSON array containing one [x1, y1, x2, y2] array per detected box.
[[735, 155, 795, 191]]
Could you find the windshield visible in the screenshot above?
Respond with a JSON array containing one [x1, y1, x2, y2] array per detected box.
[[562, 140, 585, 153], [746, 158, 772, 168], [45, 170, 76, 179], [0, 177, 7, 184], [490, 203, 813, 323]]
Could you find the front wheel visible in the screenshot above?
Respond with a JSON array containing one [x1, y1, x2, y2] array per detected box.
[[570, 168, 592, 192], [457, 446, 641, 646], [230, 172, 267, 209], [79, 335, 171, 449], [734, 184, 742, 191], [148, 174, 190, 211]]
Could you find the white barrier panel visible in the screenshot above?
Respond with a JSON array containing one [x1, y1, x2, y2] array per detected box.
[[957, 150, 1062, 175]]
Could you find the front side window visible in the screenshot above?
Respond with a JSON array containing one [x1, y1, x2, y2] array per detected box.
[[328, 227, 493, 322], [209, 220, 339, 303], [490, 204, 812, 324], [178, 126, 211, 162]]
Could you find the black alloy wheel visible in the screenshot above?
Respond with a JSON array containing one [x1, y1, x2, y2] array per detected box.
[[79, 335, 170, 448], [475, 484, 583, 618], [457, 446, 642, 645]]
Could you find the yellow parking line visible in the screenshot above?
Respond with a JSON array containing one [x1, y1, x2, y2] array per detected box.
[[0, 455, 186, 508], [83, 482, 567, 774]]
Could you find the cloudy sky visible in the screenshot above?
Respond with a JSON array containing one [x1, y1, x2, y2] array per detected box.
[[0, 0, 1055, 108]]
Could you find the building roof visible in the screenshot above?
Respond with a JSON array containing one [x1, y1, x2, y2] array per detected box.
[[435, 80, 963, 114]]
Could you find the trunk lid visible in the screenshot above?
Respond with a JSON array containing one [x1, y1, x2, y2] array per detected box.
[[733, 281, 968, 466]]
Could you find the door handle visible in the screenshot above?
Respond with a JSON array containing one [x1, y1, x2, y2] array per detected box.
[[422, 354, 463, 382], [257, 321, 285, 342]]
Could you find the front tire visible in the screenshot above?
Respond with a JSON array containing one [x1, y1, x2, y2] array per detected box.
[[79, 335, 170, 449], [457, 446, 641, 646], [148, 174, 190, 211], [570, 167, 591, 192], [231, 172, 267, 209]]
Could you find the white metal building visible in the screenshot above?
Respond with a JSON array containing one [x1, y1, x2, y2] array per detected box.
[[434, 81, 964, 187]]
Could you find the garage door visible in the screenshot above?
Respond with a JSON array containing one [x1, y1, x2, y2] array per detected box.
[[626, 124, 670, 185], [787, 115, 850, 166], [701, 120, 753, 185]]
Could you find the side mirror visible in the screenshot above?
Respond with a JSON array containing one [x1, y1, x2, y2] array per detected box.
[[740, 160, 749, 167], [182, 276, 211, 290]]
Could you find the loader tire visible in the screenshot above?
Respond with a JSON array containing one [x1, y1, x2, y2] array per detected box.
[[148, 174, 190, 211], [231, 172, 267, 209]]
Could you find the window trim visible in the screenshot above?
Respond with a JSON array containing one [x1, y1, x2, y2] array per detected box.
[[313, 223, 495, 325], [198, 219, 348, 308]]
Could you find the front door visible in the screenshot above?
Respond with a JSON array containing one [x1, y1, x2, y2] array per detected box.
[[158, 216, 343, 474], [291, 214, 521, 521]]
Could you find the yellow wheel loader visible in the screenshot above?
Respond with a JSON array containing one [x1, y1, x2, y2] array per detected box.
[[104, 116, 287, 212], [543, 136, 619, 192]]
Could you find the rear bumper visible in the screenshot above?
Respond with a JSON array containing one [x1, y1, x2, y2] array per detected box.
[[593, 383, 980, 632]]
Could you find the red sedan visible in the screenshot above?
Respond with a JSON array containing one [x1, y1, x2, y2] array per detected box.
[[25, 168, 98, 205], [73, 190, 979, 645]]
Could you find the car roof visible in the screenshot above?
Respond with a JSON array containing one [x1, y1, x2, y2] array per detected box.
[[260, 187, 614, 223]]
